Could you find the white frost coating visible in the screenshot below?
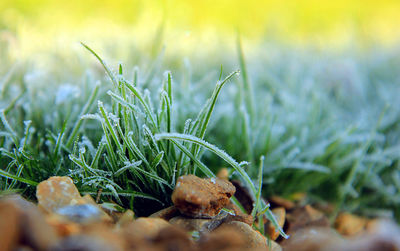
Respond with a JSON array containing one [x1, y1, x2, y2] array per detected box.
[[210, 177, 216, 184]]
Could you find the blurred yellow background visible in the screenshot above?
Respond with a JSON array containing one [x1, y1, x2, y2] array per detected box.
[[1, 0, 400, 60]]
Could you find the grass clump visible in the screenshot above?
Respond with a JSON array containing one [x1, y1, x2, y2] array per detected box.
[[0, 43, 285, 235], [0, 37, 399, 232]]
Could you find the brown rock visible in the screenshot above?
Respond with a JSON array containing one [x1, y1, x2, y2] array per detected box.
[[47, 217, 81, 237], [267, 240, 282, 251], [123, 217, 171, 240], [83, 223, 126, 250], [0, 202, 20, 251], [286, 205, 330, 234], [335, 213, 367, 236], [266, 207, 286, 240], [220, 221, 269, 250], [20, 203, 59, 250], [223, 201, 254, 226], [36, 176, 82, 213], [50, 234, 123, 251], [80, 194, 97, 205], [169, 214, 226, 233], [199, 226, 247, 251], [282, 227, 344, 251], [151, 226, 195, 251], [284, 220, 400, 251], [116, 210, 135, 227], [149, 206, 179, 221], [336, 219, 400, 251], [172, 175, 236, 218], [1, 195, 59, 250], [54, 203, 111, 224], [217, 168, 229, 180], [3, 194, 36, 209], [268, 196, 295, 210]]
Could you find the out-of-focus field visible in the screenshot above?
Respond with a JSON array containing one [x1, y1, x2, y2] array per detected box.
[[1, 0, 400, 61]]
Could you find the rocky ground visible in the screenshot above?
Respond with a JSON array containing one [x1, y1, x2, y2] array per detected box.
[[0, 174, 399, 251]]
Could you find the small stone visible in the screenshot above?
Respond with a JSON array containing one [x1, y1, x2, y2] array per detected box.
[[123, 217, 172, 240], [266, 207, 286, 240], [286, 205, 329, 234], [3, 194, 36, 209], [335, 213, 367, 236], [3, 196, 59, 250], [36, 176, 82, 213], [46, 217, 81, 237], [199, 226, 247, 251], [339, 219, 400, 250], [55, 204, 107, 224], [0, 202, 20, 251], [220, 221, 269, 250], [282, 227, 344, 251], [149, 206, 179, 221], [217, 168, 229, 180], [80, 194, 97, 205], [172, 175, 236, 218], [269, 196, 295, 210], [267, 240, 282, 251], [151, 226, 195, 251], [223, 201, 254, 226], [1, 195, 59, 250], [116, 210, 135, 227], [13, 245, 34, 251], [50, 235, 122, 251], [169, 213, 226, 233], [304, 205, 325, 221]]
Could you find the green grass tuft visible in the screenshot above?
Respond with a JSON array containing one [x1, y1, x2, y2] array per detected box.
[[1, 39, 400, 231]]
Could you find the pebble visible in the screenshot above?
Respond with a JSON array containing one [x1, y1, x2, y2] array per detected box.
[[220, 221, 269, 250], [36, 176, 82, 213], [50, 234, 122, 251], [335, 212, 367, 236], [0, 202, 20, 251], [172, 175, 236, 218], [55, 204, 106, 223], [116, 210, 135, 227], [216, 168, 229, 180], [337, 219, 400, 251], [151, 226, 195, 251], [282, 227, 344, 251], [149, 205, 179, 220], [199, 226, 247, 251], [266, 207, 286, 240], [269, 196, 295, 210], [286, 205, 329, 234], [223, 201, 254, 226], [123, 217, 172, 239], [0, 195, 59, 250], [169, 213, 226, 233]]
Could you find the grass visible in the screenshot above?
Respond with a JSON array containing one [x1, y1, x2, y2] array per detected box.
[[1, 36, 400, 237]]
